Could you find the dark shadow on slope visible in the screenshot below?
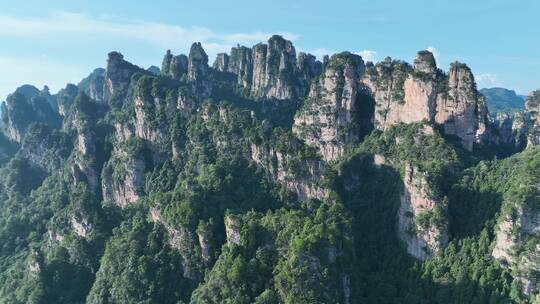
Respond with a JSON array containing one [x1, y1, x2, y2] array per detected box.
[[333, 153, 514, 304]]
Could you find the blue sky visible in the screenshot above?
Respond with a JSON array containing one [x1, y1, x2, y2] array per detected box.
[[0, 0, 538, 101]]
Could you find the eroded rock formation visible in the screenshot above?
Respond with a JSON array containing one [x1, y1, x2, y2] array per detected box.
[[398, 164, 448, 260], [293, 52, 368, 161], [364, 51, 489, 151], [526, 90, 540, 147], [103, 52, 141, 104]]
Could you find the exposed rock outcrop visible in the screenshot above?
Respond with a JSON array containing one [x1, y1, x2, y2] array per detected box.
[[224, 215, 241, 245], [56, 84, 79, 117], [133, 96, 166, 143], [493, 205, 540, 299], [297, 52, 323, 94], [197, 225, 214, 265], [65, 94, 105, 191], [525, 90, 540, 147], [435, 62, 489, 150], [0, 90, 61, 142], [101, 148, 146, 208], [250, 143, 329, 201], [78, 68, 105, 102], [211, 37, 321, 101], [364, 57, 413, 131], [227, 45, 253, 87], [161, 50, 188, 80], [293, 52, 368, 161], [251, 35, 298, 99], [71, 214, 92, 238], [150, 208, 204, 281], [364, 51, 489, 151], [212, 53, 229, 72], [398, 164, 448, 260], [103, 52, 141, 104], [491, 112, 527, 149], [188, 43, 212, 99]]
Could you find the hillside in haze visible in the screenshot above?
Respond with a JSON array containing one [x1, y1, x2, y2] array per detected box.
[[480, 87, 525, 115], [2, 35, 540, 303]]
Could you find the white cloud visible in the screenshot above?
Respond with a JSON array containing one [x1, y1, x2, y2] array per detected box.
[[306, 48, 336, 61], [355, 50, 377, 63], [0, 12, 300, 57], [426, 46, 440, 61], [475, 73, 499, 88], [0, 55, 85, 101]]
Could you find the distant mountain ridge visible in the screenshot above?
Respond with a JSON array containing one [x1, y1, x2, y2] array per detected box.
[[480, 87, 525, 114]]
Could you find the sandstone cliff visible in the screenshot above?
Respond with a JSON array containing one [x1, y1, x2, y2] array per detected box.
[[161, 50, 189, 80], [188, 42, 212, 100], [103, 52, 142, 104], [212, 36, 321, 101], [397, 164, 448, 260], [101, 144, 146, 208], [363, 51, 489, 151], [78, 68, 105, 102], [250, 142, 329, 201], [525, 90, 540, 147], [293, 52, 368, 161]]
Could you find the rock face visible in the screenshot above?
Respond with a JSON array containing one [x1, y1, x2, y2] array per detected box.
[[525, 90, 540, 147], [414, 51, 437, 74], [364, 57, 414, 130], [493, 206, 540, 298], [17, 124, 69, 175], [435, 62, 489, 151], [71, 214, 92, 238], [397, 164, 448, 261], [491, 112, 527, 149], [297, 52, 323, 94], [251, 35, 298, 99], [214, 36, 321, 100], [250, 143, 329, 201], [364, 51, 489, 151], [101, 149, 146, 208], [71, 126, 99, 191], [227, 45, 253, 87], [224, 215, 241, 245], [78, 68, 105, 102], [0, 89, 61, 142], [64, 93, 103, 191], [150, 208, 205, 281], [133, 96, 166, 143], [161, 50, 188, 80], [212, 53, 229, 72], [197, 226, 214, 265], [187, 43, 212, 99], [103, 52, 141, 104], [293, 52, 367, 161], [146, 65, 160, 75]]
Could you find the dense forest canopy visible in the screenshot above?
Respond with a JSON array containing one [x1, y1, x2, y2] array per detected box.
[[0, 35, 539, 304]]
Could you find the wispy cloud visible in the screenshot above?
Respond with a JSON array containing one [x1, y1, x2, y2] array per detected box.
[[426, 46, 440, 61], [355, 50, 377, 63], [475, 73, 499, 88], [306, 48, 336, 60], [0, 12, 300, 56]]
